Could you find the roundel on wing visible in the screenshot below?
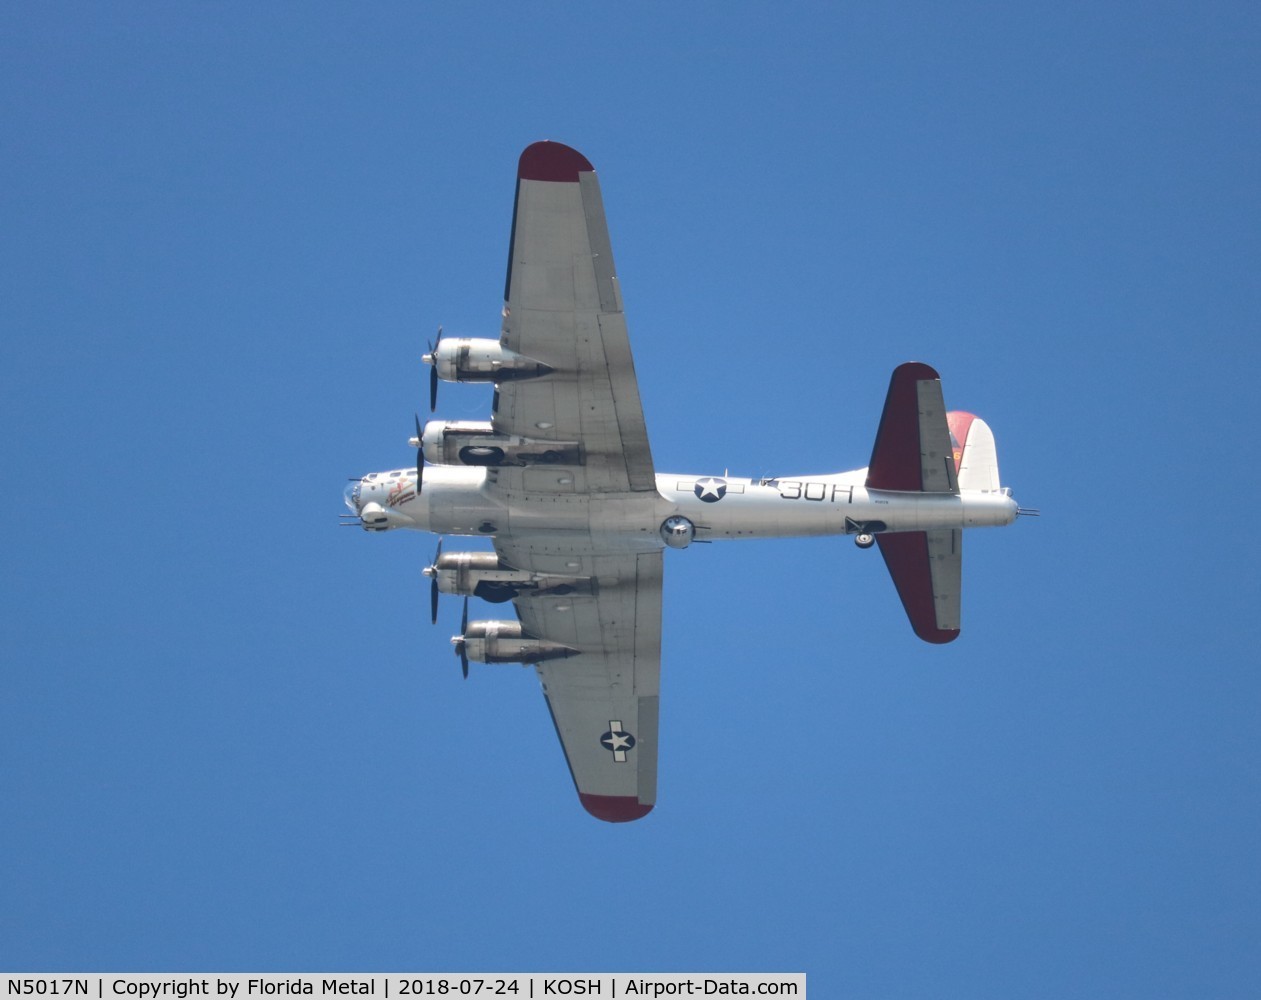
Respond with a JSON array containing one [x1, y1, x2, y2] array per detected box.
[[600, 729, 636, 752], [694, 477, 728, 503]]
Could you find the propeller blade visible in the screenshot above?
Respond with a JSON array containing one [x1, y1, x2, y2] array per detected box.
[[460, 597, 469, 678], [424, 539, 443, 625], [425, 326, 444, 412]]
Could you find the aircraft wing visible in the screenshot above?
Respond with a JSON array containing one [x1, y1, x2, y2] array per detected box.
[[483, 144, 661, 821], [494, 536, 661, 822], [492, 141, 656, 495]]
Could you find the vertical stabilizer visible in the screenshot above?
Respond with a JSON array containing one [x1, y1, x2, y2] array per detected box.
[[948, 412, 1001, 492]]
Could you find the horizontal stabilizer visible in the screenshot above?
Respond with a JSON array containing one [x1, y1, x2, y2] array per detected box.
[[867, 363, 958, 494], [876, 529, 962, 644]]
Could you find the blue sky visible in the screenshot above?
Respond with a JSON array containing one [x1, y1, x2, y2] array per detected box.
[[3, 2, 1258, 994]]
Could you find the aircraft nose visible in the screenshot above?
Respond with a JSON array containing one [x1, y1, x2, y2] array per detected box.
[[343, 480, 362, 513]]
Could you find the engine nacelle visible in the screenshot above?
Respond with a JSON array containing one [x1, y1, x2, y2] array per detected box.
[[427, 551, 592, 603], [421, 420, 582, 468], [426, 337, 553, 384], [456, 621, 579, 664]]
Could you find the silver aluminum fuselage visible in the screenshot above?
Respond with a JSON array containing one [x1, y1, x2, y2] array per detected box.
[[352, 466, 1017, 543]]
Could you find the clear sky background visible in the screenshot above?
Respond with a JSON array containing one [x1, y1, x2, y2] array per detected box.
[[3, 2, 1258, 995]]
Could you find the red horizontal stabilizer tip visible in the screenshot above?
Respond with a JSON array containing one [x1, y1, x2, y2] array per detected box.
[[895, 361, 940, 381], [579, 793, 654, 823], [918, 625, 959, 644], [518, 141, 594, 182]]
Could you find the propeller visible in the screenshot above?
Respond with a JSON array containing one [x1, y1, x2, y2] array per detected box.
[[422, 539, 443, 624], [449, 596, 470, 679], [424, 325, 444, 412]]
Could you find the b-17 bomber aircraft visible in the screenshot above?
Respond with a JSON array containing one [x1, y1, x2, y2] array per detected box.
[[343, 141, 1034, 822]]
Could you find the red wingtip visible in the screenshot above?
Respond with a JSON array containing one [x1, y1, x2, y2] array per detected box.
[[579, 793, 654, 823], [518, 141, 594, 182]]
